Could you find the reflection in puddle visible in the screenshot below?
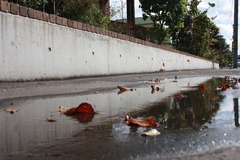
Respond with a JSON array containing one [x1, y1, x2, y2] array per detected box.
[[234, 98, 239, 127], [1, 76, 240, 159]]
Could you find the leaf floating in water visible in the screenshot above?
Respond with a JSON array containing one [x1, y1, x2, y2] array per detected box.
[[46, 117, 56, 122], [148, 79, 160, 83], [151, 85, 160, 92], [216, 83, 233, 91], [159, 68, 165, 72], [117, 86, 133, 92], [74, 103, 97, 113], [141, 129, 160, 136], [59, 102, 97, 115], [59, 103, 96, 123], [198, 84, 206, 91], [172, 93, 184, 98], [5, 108, 18, 114], [221, 83, 230, 88], [123, 115, 157, 128], [117, 86, 134, 94]]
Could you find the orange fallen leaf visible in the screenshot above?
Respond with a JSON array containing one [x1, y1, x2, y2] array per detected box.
[[172, 93, 184, 98], [59, 102, 97, 115], [123, 115, 157, 128], [220, 83, 230, 88], [215, 83, 233, 91], [117, 86, 133, 92], [5, 108, 18, 114], [217, 83, 232, 91], [46, 117, 56, 122], [198, 84, 206, 91]]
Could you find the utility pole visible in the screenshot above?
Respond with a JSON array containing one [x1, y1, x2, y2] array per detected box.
[[127, 0, 135, 26], [233, 0, 238, 68]]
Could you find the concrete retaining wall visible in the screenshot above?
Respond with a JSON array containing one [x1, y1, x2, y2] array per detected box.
[[0, 1, 219, 81]]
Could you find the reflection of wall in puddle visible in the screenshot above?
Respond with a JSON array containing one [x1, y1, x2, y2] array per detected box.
[[0, 77, 212, 155], [84, 77, 212, 116]]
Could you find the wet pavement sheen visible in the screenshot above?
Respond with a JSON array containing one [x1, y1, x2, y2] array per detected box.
[[1, 75, 240, 160]]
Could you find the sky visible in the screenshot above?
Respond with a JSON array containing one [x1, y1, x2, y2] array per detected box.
[[110, 0, 236, 49]]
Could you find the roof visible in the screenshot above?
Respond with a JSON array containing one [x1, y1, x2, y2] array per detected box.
[[116, 17, 154, 27], [135, 17, 154, 26]]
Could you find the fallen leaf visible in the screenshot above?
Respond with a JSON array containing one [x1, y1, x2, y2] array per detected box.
[[151, 85, 160, 92], [148, 79, 160, 83], [141, 129, 160, 136], [159, 68, 165, 72], [117, 86, 133, 92], [172, 93, 184, 98], [220, 83, 230, 88], [198, 84, 206, 91], [2, 89, 6, 92], [74, 103, 96, 113], [117, 86, 133, 94], [59, 102, 97, 115], [215, 82, 233, 91], [225, 76, 230, 80], [46, 117, 56, 122], [123, 115, 157, 128], [5, 108, 18, 114]]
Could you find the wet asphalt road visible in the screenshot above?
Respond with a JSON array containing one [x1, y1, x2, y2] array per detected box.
[[1, 68, 240, 100], [1, 68, 240, 160]]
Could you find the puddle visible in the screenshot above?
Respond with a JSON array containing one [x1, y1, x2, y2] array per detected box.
[[1, 76, 240, 159]]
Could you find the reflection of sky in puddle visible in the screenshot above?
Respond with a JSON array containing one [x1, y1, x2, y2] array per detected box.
[[211, 88, 240, 128], [1, 76, 240, 159], [0, 77, 210, 155]]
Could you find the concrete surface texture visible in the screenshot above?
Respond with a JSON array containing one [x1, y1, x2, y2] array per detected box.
[[0, 9, 218, 82]]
